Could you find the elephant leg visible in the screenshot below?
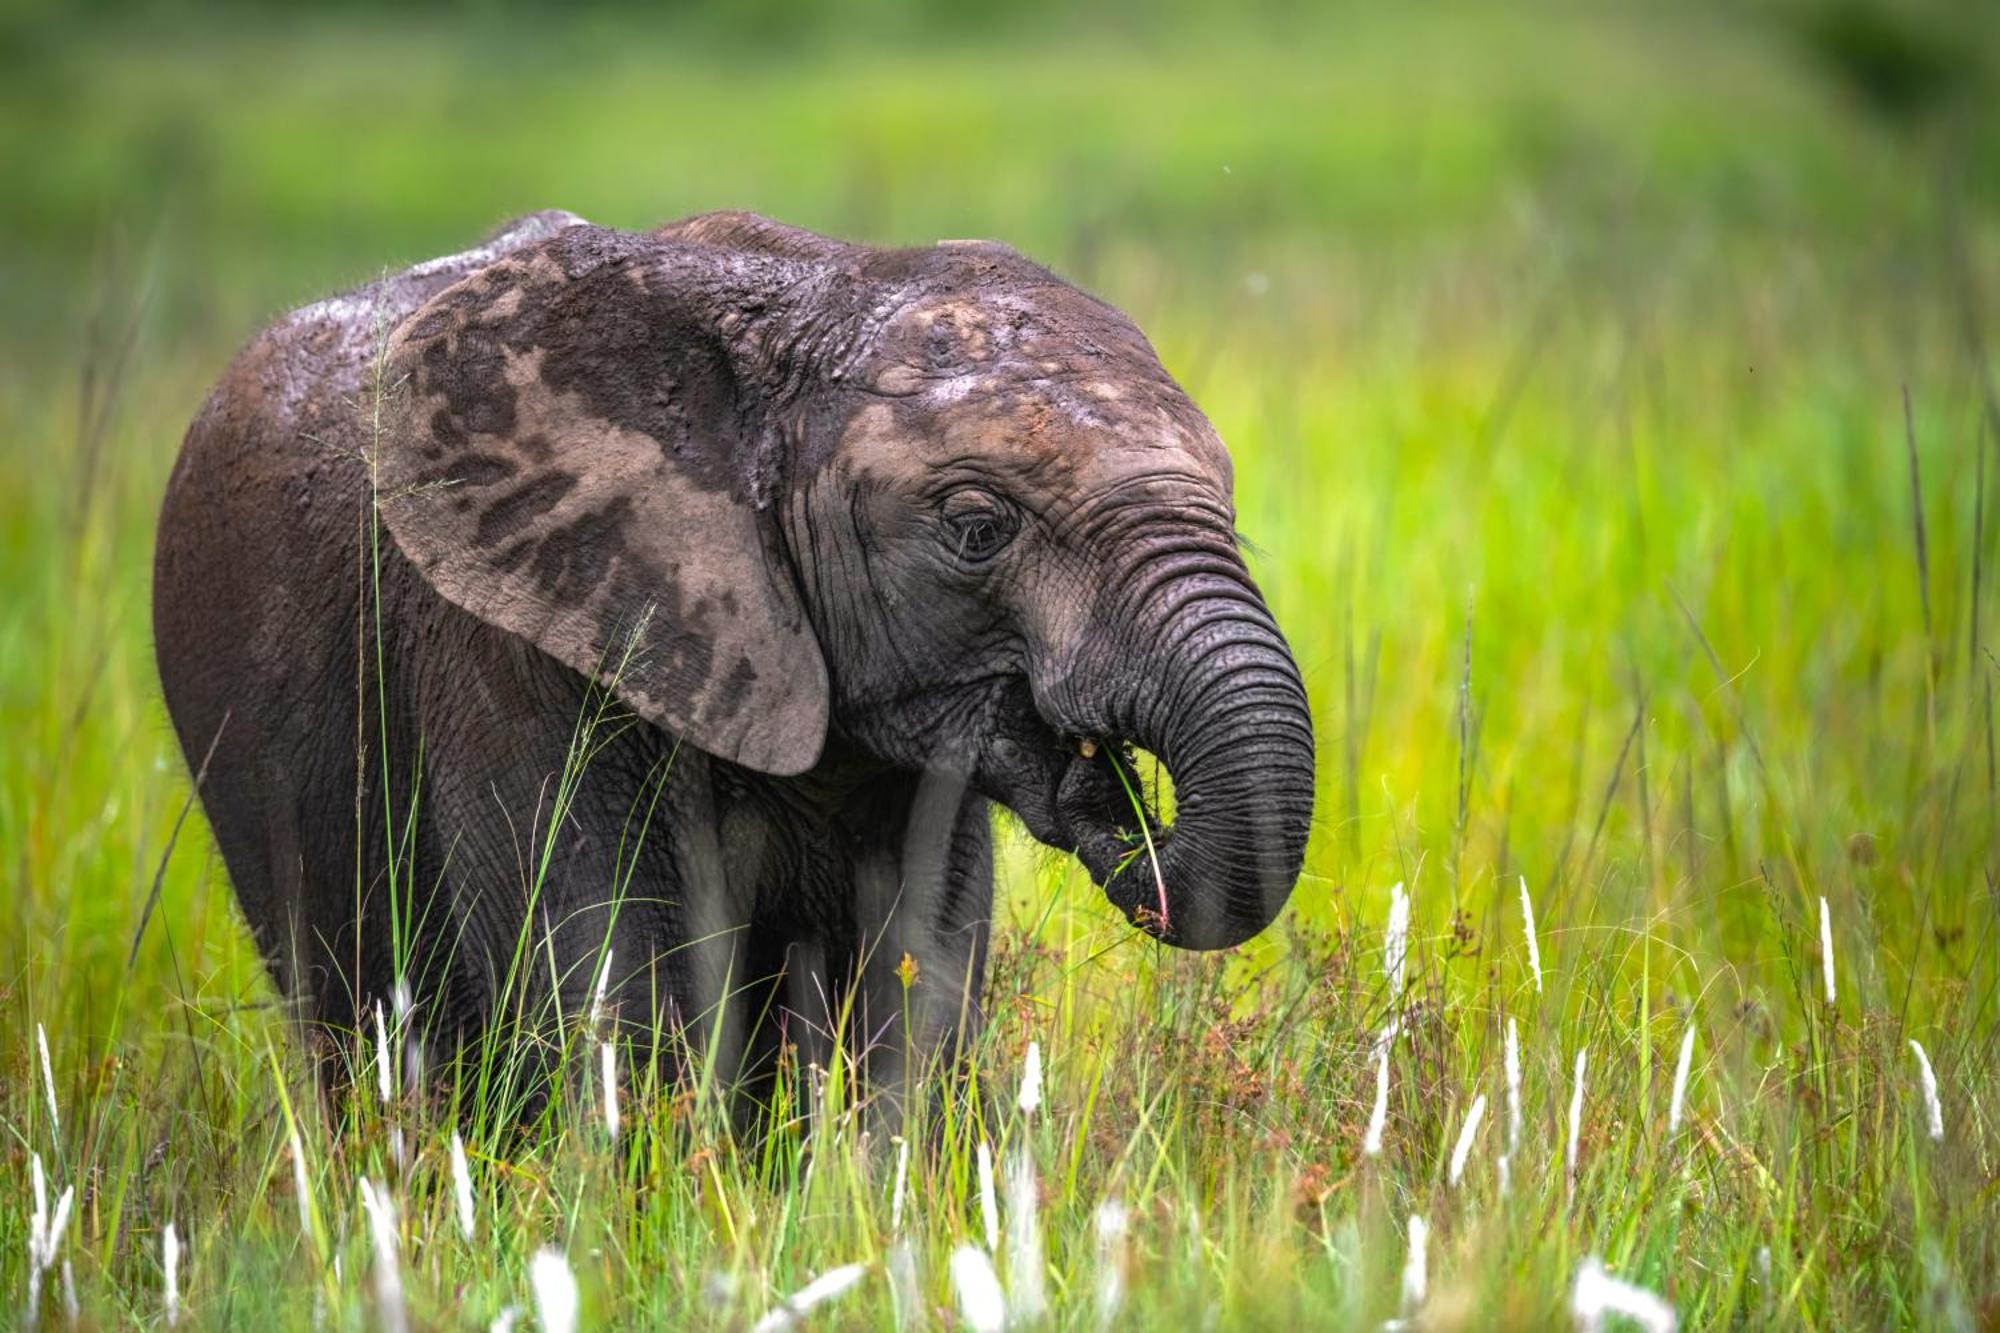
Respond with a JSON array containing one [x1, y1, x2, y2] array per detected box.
[[730, 856, 854, 1134], [408, 667, 741, 1123], [668, 754, 762, 1106], [854, 767, 994, 1124]]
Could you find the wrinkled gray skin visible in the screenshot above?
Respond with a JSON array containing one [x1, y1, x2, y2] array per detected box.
[[153, 211, 1314, 1112]]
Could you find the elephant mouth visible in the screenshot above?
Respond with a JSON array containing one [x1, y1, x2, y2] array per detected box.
[[968, 694, 1172, 932], [965, 640, 1312, 953], [1051, 741, 1172, 924]]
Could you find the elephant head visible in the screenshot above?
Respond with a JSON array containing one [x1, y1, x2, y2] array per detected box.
[[376, 212, 1314, 951]]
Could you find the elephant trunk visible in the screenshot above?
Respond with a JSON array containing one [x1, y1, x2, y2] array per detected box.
[[1060, 580, 1316, 951]]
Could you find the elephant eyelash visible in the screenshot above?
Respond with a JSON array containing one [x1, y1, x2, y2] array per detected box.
[[948, 512, 1015, 564], [940, 495, 1019, 565]]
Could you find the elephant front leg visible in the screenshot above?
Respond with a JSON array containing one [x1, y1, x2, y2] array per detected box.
[[853, 767, 994, 1121]]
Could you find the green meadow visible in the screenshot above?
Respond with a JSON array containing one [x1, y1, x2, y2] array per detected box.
[[4, 3, 1999, 1326]]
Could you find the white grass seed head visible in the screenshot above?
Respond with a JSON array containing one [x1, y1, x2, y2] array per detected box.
[[748, 1261, 868, 1333], [949, 1244, 1006, 1333], [450, 1131, 476, 1243], [1400, 1214, 1428, 1314], [529, 1247, 580, 1333], [24, 1165, 74, 1328], [1520, 876, 1542, 994], [1565, 1046, 1588, 1195], [1570, 1255, 1676, 1333], [1504, 1016, 1523, 1154], [30, 1151, 48, 1263], [288, 1130, 314, 1244], [37, 1022, 59, 1139], [1006, 1142, 1046, 1321], [887, 1240, 919, 1331], [374, 1001, 393, 1104], [1363, 1040, 1391, 1157], [1018, 1039, 1043, 1117], [1094, 1200, 1129, 1327], [890, 1135, 910, 1234], [357, 1178, 406, 1333], [1385, 883, 1410, 1003], [600, 1041, 621, 1141], [976, 1139, 999, 1253], [162, 1223, 181, 1328], [588, 946, 614, 1030], [1668, 1025, 1697, 1136], [1449, 1093, 1488, 1187], [1909, 1039, 1944, 1143]]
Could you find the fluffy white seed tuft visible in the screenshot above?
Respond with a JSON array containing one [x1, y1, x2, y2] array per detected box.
[[38, 1022, 60, 1139], [1909, 1039, 1944, 1143], [1819, 896, 1837, 1006], [1520, 876, 1543, 994], [450, 1132, 477, 1243], [976, 1139, 999, 1252], [1570, 1255, 1677, 1332], [162, 1223, 181, 1328], [748, 1262, 868, 1333], [289, 1130, 314, 1244], [1565, 1047, 1588, 1196], [1449, 1093, 1489, 1187], [887, 1240, 919, 1331], [588, 946, 614, 1030], [1094, 1200, 1129, 1327], [890, 1136, 910, 1233], [24, 1157, 74, 1329], [1400, 1214, 1428, 1314], [1668, 1025, 1697, 1136], [1018, 1039, 1043, 1117], [1385, 883, 1410, 1003], [949, 1244, 1006, 1333], [1504, 1016, 1523, 1153], [374, 1001, 393, 1104], [601, 1042, 621, 1141], [30, 1150, 48, 1259], [1363, 1041, 1391, 1157], [26, 1175, 45, 1324], [529, 1248, 580, 1333], [357, 1178, 406, 1333], [1006, 1142, 1046, 1321]]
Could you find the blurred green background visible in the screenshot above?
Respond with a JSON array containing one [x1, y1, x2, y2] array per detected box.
[[6, 0, 2000, 1039], [4, 2, 2000, 1323], [6, 0, 2000, 1040], [6, 0, 1996, 352]]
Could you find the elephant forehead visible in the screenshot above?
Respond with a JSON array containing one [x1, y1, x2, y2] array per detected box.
[[951, 376, 1223, 456], [836, 379, 1231, 494], [870, 289, 1160, 385]]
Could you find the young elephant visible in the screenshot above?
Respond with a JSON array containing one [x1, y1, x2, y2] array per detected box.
[[153, 210, 1315, 1111]]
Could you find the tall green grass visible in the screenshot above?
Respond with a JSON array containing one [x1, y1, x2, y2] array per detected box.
[[4, 4, 1999, 1327]]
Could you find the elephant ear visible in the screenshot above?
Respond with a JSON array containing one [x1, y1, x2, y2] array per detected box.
[[376, 225, 829, 776]]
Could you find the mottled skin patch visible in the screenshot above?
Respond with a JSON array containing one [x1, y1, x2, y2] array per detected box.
[[154, 209, 1315, 1121], [380, 237, 825, 775]]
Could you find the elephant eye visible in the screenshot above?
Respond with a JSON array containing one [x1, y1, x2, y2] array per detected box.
[[940, 490, 1018, 566]]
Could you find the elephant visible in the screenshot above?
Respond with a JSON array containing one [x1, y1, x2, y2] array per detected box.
[[152, 209, 1315, 1116]]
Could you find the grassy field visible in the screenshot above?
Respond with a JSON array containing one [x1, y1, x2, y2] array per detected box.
[[5, 3, 2000, 1327]]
